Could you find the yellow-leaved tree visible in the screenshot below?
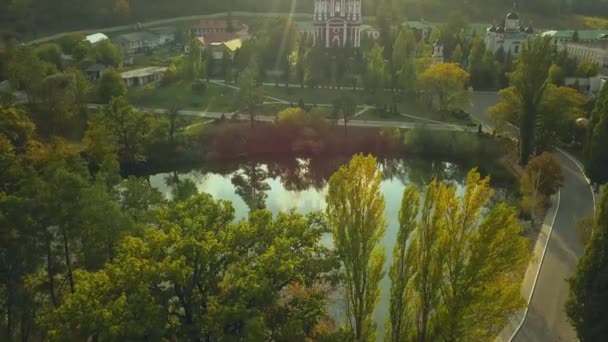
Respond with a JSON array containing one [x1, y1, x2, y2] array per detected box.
[[418, 63, 472, 113], [326, 154, 386, 341], [386, 169, 530, 342]]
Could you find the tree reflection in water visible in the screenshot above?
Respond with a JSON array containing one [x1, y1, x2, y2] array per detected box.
[[231, 161, 271, 211]]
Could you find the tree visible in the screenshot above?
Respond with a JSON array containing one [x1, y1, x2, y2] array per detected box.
[[418, 63, 471, 112], [8, 46, 52, 103], [566, 186, 608, 341], [97, 96, 160, 163], [337, 93, 357, 136], [490, 84, 586, 152], [364, 43, 389, 94], [451, 43, 463, 64], [548, 63, 565, 86], [326, 155, 386, 341], [93, 39, 122, 67], [386, 169, 529, 342], [520, 152, 563, 222], [98, 68, 127, 103], [584, 85, 608, 184], [36, 43, 63, 69], [508, 36, 553, 165], [185, 38, 203, 80], [576, 61, 599, 78], [386, 186, 419, 342], [37, 73, 77, 134], [237, 60, 263, 128]]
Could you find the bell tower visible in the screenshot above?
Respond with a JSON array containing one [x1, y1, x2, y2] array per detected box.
[[313, 0, 362, 48]]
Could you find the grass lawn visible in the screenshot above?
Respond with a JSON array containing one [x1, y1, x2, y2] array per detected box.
[[129, 81, 237, 112], [262, 85, 395, 106]]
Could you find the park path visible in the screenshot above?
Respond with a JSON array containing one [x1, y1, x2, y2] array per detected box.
[[469, 93, 596, 342]]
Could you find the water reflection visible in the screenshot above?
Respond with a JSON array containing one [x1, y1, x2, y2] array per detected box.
[[148, 157, 486, 338]]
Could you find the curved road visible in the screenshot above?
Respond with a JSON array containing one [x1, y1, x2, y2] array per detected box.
[[471, 92, 595, 342]]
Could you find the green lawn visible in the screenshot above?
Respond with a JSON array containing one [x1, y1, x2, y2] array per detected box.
[[262, 85, 395, 106], [129, 81, 237, 112]]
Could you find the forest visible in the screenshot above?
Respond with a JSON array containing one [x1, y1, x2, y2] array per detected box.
[[1, 0, 606, 37]]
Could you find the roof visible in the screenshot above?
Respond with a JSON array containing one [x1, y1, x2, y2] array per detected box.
[[506, 12, 519, 20], [113, 31, 158, 43], [192, 19, 242, 30], [149, 27, 176, 35], [86, 64, 108, 72], [402, 20, 433, 30], [84, 33, 108, 44], [121, 67, 167, 79], [198, 33, 240, 45], [223, 38, 242, 52], [541, 30, 608, 41]]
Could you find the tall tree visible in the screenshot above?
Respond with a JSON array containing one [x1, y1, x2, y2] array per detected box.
[[237, 60, 263, 128], [508, 36, 553, 165], [566, 186, 608, 341], [364, 43, 389, 95], [387, 186, 419, 342], [386, 169, 529, 341], [326, 155, 386, 341], [584, 85, 608, 184]]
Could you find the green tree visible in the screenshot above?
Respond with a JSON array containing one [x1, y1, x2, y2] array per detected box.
[[364, 43, 389, 94], [237, 60, 263, 128], [97, 96, 160, 163], [93, 39, 122, 67], [566, 186, 608, 341], [185, 38, 202, 80], [584, 85, 608, 184], [35, 43, 63, 69], [508, 36, 553, 165], [548, 63, 565, 86], [326, 155, 386, 341], [451, 43, 463, 64], [8, 46, 52, 103], [98, 68, 126, 103]]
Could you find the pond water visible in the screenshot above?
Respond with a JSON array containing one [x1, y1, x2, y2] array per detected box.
[[149, 157, 481, 337]]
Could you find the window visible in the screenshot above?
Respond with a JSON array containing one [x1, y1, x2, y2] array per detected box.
[[514, 45, 520, 54]]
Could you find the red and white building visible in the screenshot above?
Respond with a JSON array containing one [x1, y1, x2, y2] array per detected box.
[[313, 0, 362, 48]]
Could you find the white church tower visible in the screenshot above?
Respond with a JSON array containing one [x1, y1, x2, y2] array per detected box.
[[313, 0, 362, 48]]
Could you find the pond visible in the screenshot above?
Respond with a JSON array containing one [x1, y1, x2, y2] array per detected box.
[[148, 156, 505, 337]]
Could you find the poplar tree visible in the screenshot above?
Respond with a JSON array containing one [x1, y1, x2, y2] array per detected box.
[[326, 155, 386, 341]]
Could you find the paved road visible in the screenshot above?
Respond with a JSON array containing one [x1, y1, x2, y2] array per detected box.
[[513, 150, 593, 342], [468, 92, 595, 342]]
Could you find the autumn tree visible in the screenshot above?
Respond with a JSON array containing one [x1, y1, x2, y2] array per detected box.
[[326, 155, 386, 341], [386, 186, 419, 342], [490, 83, 586, 153], [387, 169, 529, 341], [566, 186, 608, 341], [418, 63, 471, 112], [520, 152, 563, 223], [508, 36, 553, 165]]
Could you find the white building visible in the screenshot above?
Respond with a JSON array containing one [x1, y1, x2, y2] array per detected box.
[[84, 33, 109, 44], [557, 41, 608, 67], [485, 10, 534, 57], [313, 0, 362, 48], [113, 32, 161, 55]]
